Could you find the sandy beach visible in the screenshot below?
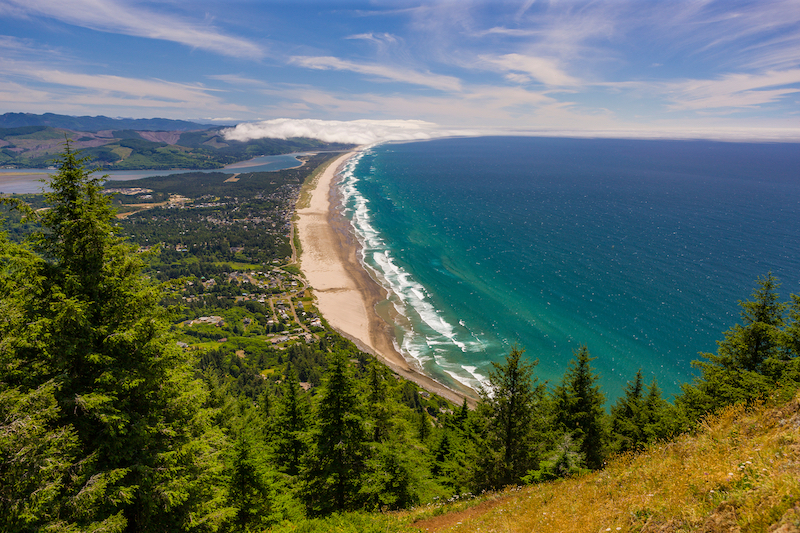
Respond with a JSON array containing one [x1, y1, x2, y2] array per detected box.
[[296, 152, 477, 406]]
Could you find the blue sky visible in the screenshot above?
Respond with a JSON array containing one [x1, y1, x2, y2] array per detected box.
[[1, 0, 799, 141]]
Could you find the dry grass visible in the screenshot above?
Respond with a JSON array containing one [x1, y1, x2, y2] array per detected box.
[[421, 394, 800, 533]]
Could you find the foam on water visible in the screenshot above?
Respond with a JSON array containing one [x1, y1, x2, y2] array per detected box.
[[336, 138, 800, 400], [338, 148, 491, 388]]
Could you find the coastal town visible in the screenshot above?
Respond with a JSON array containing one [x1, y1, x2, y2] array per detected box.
[[3, 1, 799, 530], [103, 153, 362, 388]]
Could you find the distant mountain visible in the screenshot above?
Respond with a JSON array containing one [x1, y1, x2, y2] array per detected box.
[[0, 122, 354, 170], [0, 112, 212, 132]]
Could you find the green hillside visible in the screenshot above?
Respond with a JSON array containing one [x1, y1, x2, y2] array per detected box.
[[404, 395, 800, 533], [0, 123, 353, 169], [1, 144, 798, 533], [0, 112, 210, 131]]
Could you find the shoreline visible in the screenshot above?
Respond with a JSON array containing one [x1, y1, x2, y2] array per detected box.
[[296, 151, 477, 407]]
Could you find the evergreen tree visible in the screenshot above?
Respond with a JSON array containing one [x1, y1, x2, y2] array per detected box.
[[609, 370, 645, 454], [786, 294, 800, 357], [0, 142, 232, 531], [0, 382, 80, 532], [416, 410, 432, 442], [474, 346, 545, 489], [272, 365, 309, 475], [724, 272, 787, 373], [678, 274, 794, 422], [229, 435, 272, 532], [641, 378, 673, 442], [552, 345, 607, 469], [361, 441, 418, 511], [429, 423, 474, 493], [454, 397, 470, 430], [301, 351, 367, 515], [366, 361, 391, 443]]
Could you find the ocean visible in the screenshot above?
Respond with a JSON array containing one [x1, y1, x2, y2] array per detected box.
[[337, 136, 800, 400]]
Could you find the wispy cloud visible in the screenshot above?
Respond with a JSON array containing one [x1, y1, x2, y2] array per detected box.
[[289, 55, 462, 92], [245, 82, 558, 130], [346, 32, 400, 48], [0, 57, 245, 114], [664, 69, 800, 111], [208, 74, 271, 87], [478, 53, 580, 87], [0, 80, 51, 105], [0, 0, 263, 59]]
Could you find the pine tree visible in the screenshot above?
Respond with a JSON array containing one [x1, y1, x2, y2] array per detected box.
[[229, 435, 272, 532], [678, 274, 792, 422], [272, 364, 309, 475], [366, 361, 391, 442], [552, 345, 607, 469], [0, 382, 80, 531], [301, 351, 367, 515], [723, 272, 786, 373], [786, 294, 800, 357], [0, 142, 232, 531], [454, 397, 470, 430], [609, 370, 645, 454], [642, 378, 673, 442], [474, 346, 545, 489]]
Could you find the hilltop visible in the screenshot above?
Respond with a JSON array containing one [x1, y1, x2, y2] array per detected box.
[[2, 142, 797, 533], [0, 112, 213, 131], [280, 394, 799, 533], [403, 394, 800, 533], [0, 113, 353, 169]]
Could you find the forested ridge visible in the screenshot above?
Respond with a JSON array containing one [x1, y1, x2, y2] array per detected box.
[[0, 122, 353, 170], [1, 145, 799, 532]]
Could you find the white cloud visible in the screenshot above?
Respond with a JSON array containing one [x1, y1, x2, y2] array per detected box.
[[478, 53, 580, 87], [346, 33, 399, 45], [208, 74, 271, 87], [0, 80, 50, 104], [31, 70, 218, 102], [290, 56, 462, 92], [0, 0, 263, 58], [665, 69, 800, 111], [0, 57, 247, 116], [222, 118, 469, 145]]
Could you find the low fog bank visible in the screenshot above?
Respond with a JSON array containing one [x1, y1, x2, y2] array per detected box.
[[222, 118, 800, 145], [221, 118, 476, 145]]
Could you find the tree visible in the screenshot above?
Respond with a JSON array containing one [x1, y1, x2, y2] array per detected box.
[[785, 294, 800, 357], [301, 351, 367, 515], [0, 381, 80, 532], [722, 273, 787, 373], [552, 345, 607, 469], [366, 361, 391, 443], [678, 274, 794, 422], [474, 346, 546, 489], [272, 364, 310, 476], [641, 378, 674, 443], [609, 370, 645, 454], [0, 142, 232, 531], [229, 435, 272, 532]]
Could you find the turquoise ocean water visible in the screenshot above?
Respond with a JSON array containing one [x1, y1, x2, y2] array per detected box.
[[338, 137, 800, 400]]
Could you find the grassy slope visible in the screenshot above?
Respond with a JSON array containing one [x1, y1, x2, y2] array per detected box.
[[401, 394, 800, 533], [261, 394, 800, 532]]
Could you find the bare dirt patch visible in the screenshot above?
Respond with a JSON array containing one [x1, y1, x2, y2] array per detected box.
[[411, 497, 508, 532], [138, 131, 183, 144], [115, 202, 168, 219]]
